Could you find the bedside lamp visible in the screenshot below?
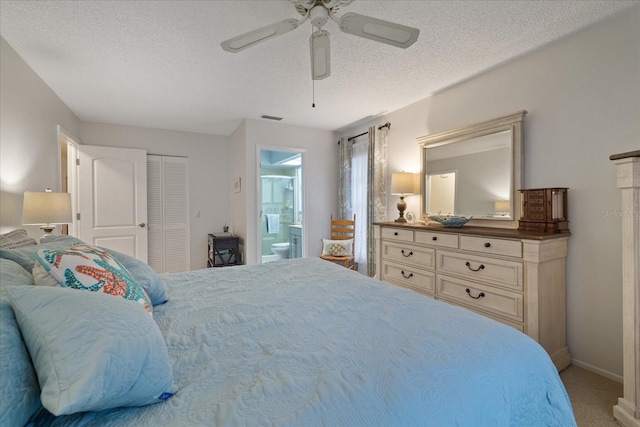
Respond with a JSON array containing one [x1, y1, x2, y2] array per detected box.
[[391, 172, 415, 223], [494, 200, 510, 216], [22, 189, 72, 241]]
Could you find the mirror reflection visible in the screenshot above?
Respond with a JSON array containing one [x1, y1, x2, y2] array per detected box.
[[425, 130, 512, 218], [418, 110, 526, 226]]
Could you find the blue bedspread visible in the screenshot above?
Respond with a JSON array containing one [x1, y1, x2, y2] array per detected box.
[[31, 257, 576, 426]]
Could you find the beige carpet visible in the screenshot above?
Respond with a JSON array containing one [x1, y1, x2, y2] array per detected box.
[[560, 365, 623, 426]]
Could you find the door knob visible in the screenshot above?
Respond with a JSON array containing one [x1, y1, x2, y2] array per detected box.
[[139, 223, 146, 228]]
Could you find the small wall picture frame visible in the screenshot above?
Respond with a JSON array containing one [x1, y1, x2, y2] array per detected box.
[[233, 177, 241, 193]]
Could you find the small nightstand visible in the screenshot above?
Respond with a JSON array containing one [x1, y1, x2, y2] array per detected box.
[[207, 233, 240, 267]]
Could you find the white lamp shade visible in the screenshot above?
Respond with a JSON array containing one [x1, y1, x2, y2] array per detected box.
[[494, 200, 511, 213], [391, 172, 416, 195], [22, 192, 72, 225]]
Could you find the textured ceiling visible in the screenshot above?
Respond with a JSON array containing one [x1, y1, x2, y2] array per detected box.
[[1, 0, 637, 136]]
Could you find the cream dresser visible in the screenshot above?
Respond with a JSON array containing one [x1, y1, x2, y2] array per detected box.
[[374, 222, 571, 371]]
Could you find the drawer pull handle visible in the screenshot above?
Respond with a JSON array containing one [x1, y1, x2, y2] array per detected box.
[[401, 249, 413, 257], [466, 288, 486, 299], [484, 242, 491, 248], [432, 236, 437, 241], [465, 261, 485, 272], [394, 232, 399, 236], [401, 271, 413, 279]]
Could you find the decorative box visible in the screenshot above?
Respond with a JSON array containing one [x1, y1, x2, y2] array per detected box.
[[518, 188, 569, 233]]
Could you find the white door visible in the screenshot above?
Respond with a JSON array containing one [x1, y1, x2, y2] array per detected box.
[[77, 145, 148, 261], [427, 171, 456, 215]]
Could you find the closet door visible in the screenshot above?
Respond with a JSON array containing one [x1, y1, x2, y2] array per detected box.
[[148, 155, 190, 273]]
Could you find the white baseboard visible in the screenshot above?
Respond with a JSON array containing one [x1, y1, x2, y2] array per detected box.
[[570, 358, 623, 383]]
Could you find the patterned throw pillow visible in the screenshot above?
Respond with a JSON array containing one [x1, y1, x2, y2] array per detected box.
[[321, 238, 353, 257], [0, 229, 37, 249], [33, 244, 152, 315], [328, 242, 349, 256]]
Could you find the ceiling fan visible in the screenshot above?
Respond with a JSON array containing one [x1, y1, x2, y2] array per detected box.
[[221, 0, 420, 80]]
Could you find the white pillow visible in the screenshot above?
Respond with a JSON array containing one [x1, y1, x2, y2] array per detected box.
[[321, 238, 354, 257], [32, 262, 59, 286]]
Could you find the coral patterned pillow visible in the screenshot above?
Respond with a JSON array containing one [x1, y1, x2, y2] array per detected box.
[[33, 244, 152, 315]]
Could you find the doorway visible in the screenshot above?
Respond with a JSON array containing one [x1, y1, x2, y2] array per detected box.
[[427, 171, 457, 215], [58, 126, 79, 237], [259, 148, 304, 263]]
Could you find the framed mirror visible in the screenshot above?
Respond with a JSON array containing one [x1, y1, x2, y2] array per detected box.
[[417, 111, 527, 228]]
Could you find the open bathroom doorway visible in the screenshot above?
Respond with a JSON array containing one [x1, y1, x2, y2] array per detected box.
[[258, 148, 304, 264]]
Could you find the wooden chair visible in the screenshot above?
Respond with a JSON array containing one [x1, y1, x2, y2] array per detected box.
[[320, 214, 356, 270]]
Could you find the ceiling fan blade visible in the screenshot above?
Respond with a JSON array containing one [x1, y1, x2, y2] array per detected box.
[[221, 19, 300, 53], [310, 29, 330, 80], [339, 12, 419, 49]]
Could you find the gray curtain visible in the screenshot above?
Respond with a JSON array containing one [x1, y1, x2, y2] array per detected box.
[[338, 126, 387, 277], [338, 136, 351, 219]]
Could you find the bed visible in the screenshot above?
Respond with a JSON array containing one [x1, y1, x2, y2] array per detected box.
[[0, 234, 576, 426]]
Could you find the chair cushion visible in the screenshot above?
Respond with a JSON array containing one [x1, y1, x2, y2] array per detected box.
[[321, 238, 353, 257]]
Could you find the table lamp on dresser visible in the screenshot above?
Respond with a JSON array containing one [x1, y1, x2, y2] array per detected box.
[[391, 172, 416, 223]]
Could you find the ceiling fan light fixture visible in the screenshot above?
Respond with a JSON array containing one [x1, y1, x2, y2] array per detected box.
[[310, 4, 329, 28], [310, 29, 330, 80], [220, 1, 419, 82], [339, 12, 419, 48]]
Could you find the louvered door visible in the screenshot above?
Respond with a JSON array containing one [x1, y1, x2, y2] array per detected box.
[[147, 155, 190, 273]]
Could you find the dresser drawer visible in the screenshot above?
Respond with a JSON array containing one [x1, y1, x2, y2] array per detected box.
[[437, 275, 523, 323], [382, 242, 435, 269], [414, 230, 458, 248], [382, 261, 435, 297], [381, 227, 413, 242], [437, 250, 523, 291], [460, 236, 522, 258]]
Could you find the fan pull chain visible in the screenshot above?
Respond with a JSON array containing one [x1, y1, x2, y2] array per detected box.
[[311, 25, 316, 108]]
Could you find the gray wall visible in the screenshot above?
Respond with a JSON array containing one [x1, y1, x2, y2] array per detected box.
[[231, 119, 337, 265], [0, 38, 80, 235]]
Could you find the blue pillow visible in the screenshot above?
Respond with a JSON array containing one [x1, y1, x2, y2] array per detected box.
[[7, 285, 176, 416], [0, 236, 83, 272], [0, 259, 41, 427], [105, 248, 168, 306]]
